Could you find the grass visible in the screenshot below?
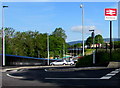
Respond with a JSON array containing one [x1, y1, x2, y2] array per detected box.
[[85, 49, 95, 55]]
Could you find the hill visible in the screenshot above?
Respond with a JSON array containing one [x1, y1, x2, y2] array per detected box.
[[67, 38, 120, 45]]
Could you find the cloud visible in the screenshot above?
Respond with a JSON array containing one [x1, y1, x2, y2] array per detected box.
[[71, 25, 101, 35]]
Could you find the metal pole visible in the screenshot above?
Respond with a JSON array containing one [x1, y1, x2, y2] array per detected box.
[[93, 31, 95, 64], [2, 6, 8, 66], [47, 34, 49, 65], [110, 21, 112, 60], [2, 7, 5, 66], [82, 4, 85, 56]]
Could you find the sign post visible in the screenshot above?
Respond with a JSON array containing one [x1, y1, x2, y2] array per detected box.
[[104, 8, 117, 61]]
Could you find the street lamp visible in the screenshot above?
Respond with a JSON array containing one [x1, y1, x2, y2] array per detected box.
[[89, 30, 95, 64], [47, 33, 49, 65], [2, 5, 8, 66], [80, 4, 85, 56]]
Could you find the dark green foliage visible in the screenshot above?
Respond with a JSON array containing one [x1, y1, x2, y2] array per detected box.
[[75, 55, 93, 67], [76, 49, 120, 67], [86, 34, 104, 46], [52, 27, 67, 40], [3, 27, 67, 58], [114, 41, 120, 48], [95, 50, 110, 65], [86, 37, 93, 46], [95, 34, 104, 44]]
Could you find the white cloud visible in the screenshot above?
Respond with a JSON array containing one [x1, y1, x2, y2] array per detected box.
[[71, 25, 101, 35]]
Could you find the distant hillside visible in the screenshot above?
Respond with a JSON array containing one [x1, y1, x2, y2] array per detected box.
[[67, 38, 120, 45]]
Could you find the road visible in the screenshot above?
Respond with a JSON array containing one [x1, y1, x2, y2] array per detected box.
[[1, 66, 120, 88]]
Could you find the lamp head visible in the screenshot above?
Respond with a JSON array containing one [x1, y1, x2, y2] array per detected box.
[[3, 6, 8, 8], [89, 30, 94, 32], [80, 4, 83, 8]]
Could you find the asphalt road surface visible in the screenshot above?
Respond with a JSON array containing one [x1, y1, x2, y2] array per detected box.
[[2, 66, 120, 88]]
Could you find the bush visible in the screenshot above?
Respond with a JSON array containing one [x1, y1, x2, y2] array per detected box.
[[75, 55, 93, 67], [111, 48, 120, 61], [96, 49, 120, 63], [75, 48, 120, 67]]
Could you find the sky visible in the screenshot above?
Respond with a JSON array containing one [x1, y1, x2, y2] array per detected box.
[[0, 1, 118, 42]]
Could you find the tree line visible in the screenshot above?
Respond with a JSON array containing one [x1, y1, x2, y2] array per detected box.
[[0, 27, 119, 59], [2, 27, 67, 59]]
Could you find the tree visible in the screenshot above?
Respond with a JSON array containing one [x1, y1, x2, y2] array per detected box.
[[95, 34, 104, 44], [52, 28, 67, 40], [49, 35, 64, 58], [86, 37, 93, 46], [86, 34, 104, 46], [4, 27, 68, 59]]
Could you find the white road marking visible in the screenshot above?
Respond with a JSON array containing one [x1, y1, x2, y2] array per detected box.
[[6, 74, 24, 79], [115, 69, 120, 71], [45, 68, 120, 80], [44, 69, 47, 72], [45, 78, 100, 80], [106, 73, 116, 76], [100, 76, 111, 79], [100, 68, 120, 80], [110, 71, 119, 74]]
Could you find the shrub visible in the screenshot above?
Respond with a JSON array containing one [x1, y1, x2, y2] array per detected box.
[[75, 55, 93, 67], [75, 48, 120, 67]]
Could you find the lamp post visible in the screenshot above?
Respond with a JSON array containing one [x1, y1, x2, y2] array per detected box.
[[80, 4, 85, 56], [89, 30, 95, 64], [2, 5, 8, 66], [47, 33, 49, 65]]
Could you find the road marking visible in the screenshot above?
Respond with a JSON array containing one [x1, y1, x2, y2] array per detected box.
[[45, 78, 100, 80], [44, 69, 47, 72], [6, 74, 24, 79], [115, 69, 120, 71], [45, 68, 120, 80], [100, 68, 120, 80], [106, 73, 116, 76], [100, 76, 111, 79], [110, 71, 119, 74]]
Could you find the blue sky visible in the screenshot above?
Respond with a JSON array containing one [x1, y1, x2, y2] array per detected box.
[[1, 2, 118, 42]]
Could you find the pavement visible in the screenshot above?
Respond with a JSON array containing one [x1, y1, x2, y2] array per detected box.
[[1, 65, 119, 73], [0, 65, 75, 72]]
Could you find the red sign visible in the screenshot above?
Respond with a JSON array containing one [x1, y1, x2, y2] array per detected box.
[[105, 8, 117, 16]]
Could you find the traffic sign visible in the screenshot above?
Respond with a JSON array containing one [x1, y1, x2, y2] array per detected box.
[[105, 8, 117, 20]]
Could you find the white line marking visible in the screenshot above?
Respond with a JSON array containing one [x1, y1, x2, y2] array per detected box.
[[116, 69, 120, 71], [45, 78, 100, 80], [106, 73, 116, 76], [45, 68, 120, 80], [110, 71, 119, 74], [100, 76, 111, 79], [44, 69, 47, 72], [7, 74, 24, 79]]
